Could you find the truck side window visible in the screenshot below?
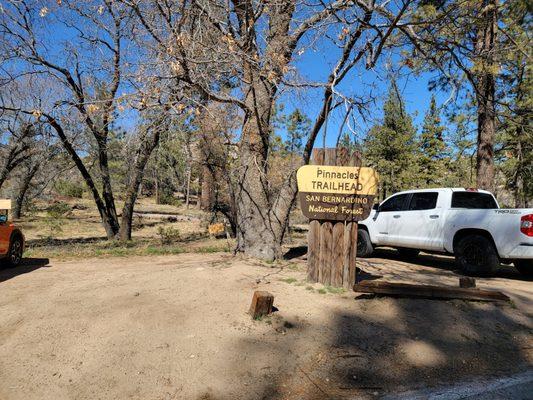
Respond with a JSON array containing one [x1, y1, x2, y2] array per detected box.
[[379, 194, 408, 212], [408, 192, 438, 210], [451, 192, 498, 209]]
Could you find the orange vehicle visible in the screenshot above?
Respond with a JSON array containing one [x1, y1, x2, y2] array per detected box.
[[0, 199, 25, 267]]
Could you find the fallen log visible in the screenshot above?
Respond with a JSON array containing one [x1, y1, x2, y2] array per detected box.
[[353, 280, 510, 302]]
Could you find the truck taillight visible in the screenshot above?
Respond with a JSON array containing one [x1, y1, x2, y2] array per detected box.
[[521, 214, 533, 237]]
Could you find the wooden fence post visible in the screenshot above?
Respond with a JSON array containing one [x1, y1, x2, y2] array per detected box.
[[306, 147, 361, 289]]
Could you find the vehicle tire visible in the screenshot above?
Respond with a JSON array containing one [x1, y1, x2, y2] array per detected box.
[[5, 235, 23, 268], [397, 248, 420, 259], [455, 234, 499, 276], [357, 229, 374, 258], [514, 260, 533, 277]]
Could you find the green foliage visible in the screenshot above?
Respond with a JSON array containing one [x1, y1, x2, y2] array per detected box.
[[158, 193, 182, 207], [364, 82, 418, 199], [417, 95, 449, 186], [280, 277, 297, 284], [195, 245, 231, 253], [325, 285, 346, 294], [142, 111, 193, 204], [338, 132, 361, 154], [272, 105, 311, 154], [23, 200, 39, 218], [157, 226, 181, 244], [284, 109, 310, 154], [145, 246, 185, 256], [495, 0, 533, 207], [54, 180, 84, 198], [43, 202, 71, 237], [47, 202, 72, 218]]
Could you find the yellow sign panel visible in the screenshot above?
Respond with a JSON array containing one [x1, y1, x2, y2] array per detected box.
[[0, 199, 12, 210], [296, 166, 379, 195]]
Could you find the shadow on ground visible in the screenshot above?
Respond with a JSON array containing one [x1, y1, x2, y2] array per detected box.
[[227, 295, 531, 400], [209, 246, 533, 399], [0, 258, 51, 283], [284, 246, 308, 260], [368, 248, 531, 282], [282, 245, 530, 282], [26, 237, 108, 248]]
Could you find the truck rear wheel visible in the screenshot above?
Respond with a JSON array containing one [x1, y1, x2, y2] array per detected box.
[[514, 260, 533, 277], [455, 234, 499, 276], [357, 229, 374, 258]]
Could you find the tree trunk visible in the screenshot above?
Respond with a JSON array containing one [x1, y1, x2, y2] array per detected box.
[[184, 136, 193, 209], [0, 147, 27, 190], [118, 130, 162, 241], [475, 80, 496, 191], [0, 168, 9, 190], [47, 116, 119, 239], [185, 168, 191, 209], [513, 139, 523, 208], [12, 163, 40, 219], [96, 136, 120, 236], [200, 164, 215, 211], [235, 76, 284, 260], [475, 0, 497, 191], [154, 169, 160, 204]]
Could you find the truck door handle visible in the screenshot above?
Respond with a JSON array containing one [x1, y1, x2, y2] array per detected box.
[[429, 215, 439, 219], [393, 215, 401, 219]]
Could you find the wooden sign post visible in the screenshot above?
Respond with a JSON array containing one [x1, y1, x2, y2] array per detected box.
[[297, 148, 378, 289]]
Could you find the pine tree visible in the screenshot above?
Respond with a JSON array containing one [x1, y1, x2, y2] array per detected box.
[[364, 82, 418, 199], [418, 95, 448, 186], [284, 109, 310, 154], [496, 0, 532, 207]]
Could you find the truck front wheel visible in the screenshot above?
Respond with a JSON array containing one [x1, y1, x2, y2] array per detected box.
[[357, 229, 374, 258], [514, 260, 533, 277], [455, 234, 500, 276], [5, 236, 23, 267]]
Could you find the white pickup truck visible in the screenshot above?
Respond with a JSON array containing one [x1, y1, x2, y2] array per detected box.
[[357, 188, 533, 276]]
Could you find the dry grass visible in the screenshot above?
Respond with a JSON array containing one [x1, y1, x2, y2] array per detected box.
[[24, 236, 234, 260], [17, 196, 232, 260], [18, 197, 206, 241]]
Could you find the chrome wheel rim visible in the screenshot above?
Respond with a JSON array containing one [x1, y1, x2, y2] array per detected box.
[[10, 241, 22, 264]]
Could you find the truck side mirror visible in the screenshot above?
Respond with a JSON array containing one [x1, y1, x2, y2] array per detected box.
[[373, 203, 380, 211]]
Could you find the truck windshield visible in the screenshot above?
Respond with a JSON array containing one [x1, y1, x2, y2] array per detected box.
[[451, 192, 498, 209]]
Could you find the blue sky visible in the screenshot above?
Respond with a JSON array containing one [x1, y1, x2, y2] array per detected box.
[[276, 44, 453, 148], [5, 2, 459, 152]]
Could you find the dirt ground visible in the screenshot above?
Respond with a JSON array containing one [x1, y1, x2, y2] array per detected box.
[[1, 251, 531, 400]]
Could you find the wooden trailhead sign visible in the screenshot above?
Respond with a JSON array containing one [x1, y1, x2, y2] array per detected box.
[[297, 165, 378, 221], [298, 148, 378, 290]]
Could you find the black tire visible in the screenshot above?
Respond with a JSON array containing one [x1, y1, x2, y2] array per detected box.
[[397, 248, 420, 259], [455, 234, 499, 276], [514, 260, 533, 277], [357, 229, 374, 258], [5, 236, 23, 267]]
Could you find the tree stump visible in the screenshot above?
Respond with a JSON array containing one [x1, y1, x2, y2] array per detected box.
[[249, 291, 274, 319]]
